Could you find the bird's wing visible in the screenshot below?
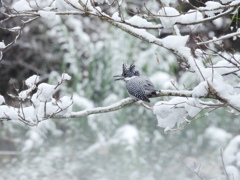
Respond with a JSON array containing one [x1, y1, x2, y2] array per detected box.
[[142, 77, 157, 92], [126, 79, 150, 102]]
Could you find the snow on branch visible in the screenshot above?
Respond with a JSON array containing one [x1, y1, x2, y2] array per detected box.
[[1, 0, 240, 61], [197, 31, 240, 45], [0, 73, 232, 128], [0, 73, 73, 126]]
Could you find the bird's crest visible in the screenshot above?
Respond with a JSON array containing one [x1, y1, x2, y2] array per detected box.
[[122, 64, 140, 77]]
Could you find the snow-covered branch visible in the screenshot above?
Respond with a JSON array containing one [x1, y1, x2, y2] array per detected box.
[[56, 89, 218, 119], [1, 0, 239, 60], [197, 31, 240, 45], [0, 73, 230, 128]]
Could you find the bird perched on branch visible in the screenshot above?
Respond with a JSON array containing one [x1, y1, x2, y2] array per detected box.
[[113, 64, 160, 102]]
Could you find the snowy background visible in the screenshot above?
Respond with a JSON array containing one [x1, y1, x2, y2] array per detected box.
[[1, 0, 240, 179]]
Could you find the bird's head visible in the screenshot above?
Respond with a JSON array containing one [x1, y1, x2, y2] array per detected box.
[[113, 64, 140, 82]]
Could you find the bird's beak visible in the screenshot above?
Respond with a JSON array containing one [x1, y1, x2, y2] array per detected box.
[[113, 75, 124, 81]]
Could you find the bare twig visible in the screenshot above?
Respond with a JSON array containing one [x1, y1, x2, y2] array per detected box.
[[197, 31, 240, 46], [179, 156, 206, 180], [220, 148, 230, 180]]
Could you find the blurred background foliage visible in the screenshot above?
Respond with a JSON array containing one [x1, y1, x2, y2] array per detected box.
[[0, 0, 240, 180]]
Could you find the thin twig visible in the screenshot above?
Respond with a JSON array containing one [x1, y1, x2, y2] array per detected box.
[[220, 148, 230, 180]]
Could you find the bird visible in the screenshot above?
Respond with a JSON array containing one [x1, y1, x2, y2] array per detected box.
[[113, 64, 160, 102]]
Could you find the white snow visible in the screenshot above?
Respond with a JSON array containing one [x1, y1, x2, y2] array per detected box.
[[112, 13, 160, 43], [65, 0, 81, 9], [121, 24, 158, 43], [0, 41, 6, 49], [214, 60, 238, 76], [58, 96, 72, 110], [158, 7, 180, 28], [56, 96, 73, 116], [9, 27, 21, 32], [61, 73, 71, 81], [0, 106, 18, 120], [94, 0, 109, 4], [161, 35, 189, 50], [204, 126, 232, 146], [21, 139, 34, 152], [153, 97, 187, 129], [94, 6, 102, 14], [184, 98, 202, 117], [37, 83, 56, 101], [25, 75, 40, 87], [200, 1, 223, 17], [55, 0, 94, 11], [102, 94, 118, 106], [209, 75, 235, 98], [150, 72, 173, 89], [18, 75, 39, 100], [178, 10, 203, 24], [226, 166, 240, 180], [224, 135, 240, 179], [0, 73, 72, 123], [21, 106, 35, 122], [160, 0, 175, 6], [81, 125, 139, 157], [195, 49, 204, 57], [112, 12, 121, 21], [12, 0, 32, 11], [213, 17, 224, 29], [118, 0, 123, 6], [0, 95, 5, 105], [31, 93, 40, 107], [76, 0, 94, 10], [112, 14, 161, 44], [55, 0, 74, 11], [22, 129, 44, 152], [126, 15, 161, 28], [192, 81, 208, 98], [19, 88, 33, 100], [72, 93, 94, 109], [113, 125, 139, 146], [39, 10, 56, 20], [224, 135, 240, 165], [37, 100, 58, 118], [154, 97, 204, 129]]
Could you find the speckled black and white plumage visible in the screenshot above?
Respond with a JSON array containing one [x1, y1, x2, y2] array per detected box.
[[126, 76, 157, 102], [114, 64, 160, 103]]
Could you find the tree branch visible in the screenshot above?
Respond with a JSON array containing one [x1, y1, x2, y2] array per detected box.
[[197, 31, 240, 45], [52, 90, 217, 120]]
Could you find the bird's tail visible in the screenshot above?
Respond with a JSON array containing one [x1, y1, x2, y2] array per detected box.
[[151, 90, 161, 95]]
